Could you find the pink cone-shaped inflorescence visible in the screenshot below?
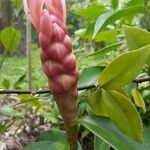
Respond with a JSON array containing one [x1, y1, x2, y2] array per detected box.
[[23, 0, 79, 148]]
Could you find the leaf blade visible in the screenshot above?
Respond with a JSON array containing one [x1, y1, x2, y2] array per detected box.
[[99, 45, 150, 89], [93, 6, 147, 38], [0, 27, 21, 53], [105, 90, 144, 143], [79, 115, 147, 150], [132, 88, 146, 113]]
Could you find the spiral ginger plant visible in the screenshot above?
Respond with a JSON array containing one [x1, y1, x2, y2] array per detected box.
[[23, 0, 79, 149]]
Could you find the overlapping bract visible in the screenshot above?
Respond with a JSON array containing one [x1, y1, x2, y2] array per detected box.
[[23, 0, 79, 95]]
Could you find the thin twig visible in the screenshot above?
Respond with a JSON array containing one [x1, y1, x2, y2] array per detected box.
[[26, 19, 32, 90], [0, 84, 96, 95], [0, 77, 149, 95]]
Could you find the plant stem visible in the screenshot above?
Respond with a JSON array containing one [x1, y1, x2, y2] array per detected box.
[[66, 123, 78, 150], [26, 19, 32, 90], [54, 87, 78, 150], [0, 50, 7, 70]]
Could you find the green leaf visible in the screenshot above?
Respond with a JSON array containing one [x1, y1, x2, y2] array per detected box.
[[89, 89, 143, 142], [94, 135, 110, 150], [124, 25, 150, 64], [78, 66, 104, 87], [0, 106, 24, 118], [39, 129, 82, 150], [0, 27, 21, 53], [132, 88, 146, 113], [144, 127, 150, 148], [82, 23, 95, 39], [126, 0, 143, 7], [93, 6, 147, 38], [88, 89, 108, 117], [114, 87, 129, 99], [2, 79, 10, 89], [17, 97, 42, 108], [76, 2, 105, 22], [39, 129, 66, 143], [124, 25, 150, 50], [99, 45, 150, 90], [13, 73, 26, 89], [95, 30, 117, 44], [79, 42, 122, 67], [80, 115, 148, 150], [111, 0, 119, 10], [24, 141, 69, 150], [103, 90, 143, 143], [12, 0, 23, 11]]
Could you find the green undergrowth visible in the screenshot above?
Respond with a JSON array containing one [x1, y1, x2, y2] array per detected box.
[[0, 48, 47, 90]]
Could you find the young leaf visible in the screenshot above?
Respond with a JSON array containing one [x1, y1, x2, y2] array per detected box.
[[132, 88, 146, 113], [99, 45, 150, 90], [93, 6, 147, 38], [0, 27, 21, 53], [79, 115, 147, 150], [17, 97, 42, 108]]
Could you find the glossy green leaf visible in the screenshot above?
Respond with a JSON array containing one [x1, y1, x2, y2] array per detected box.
[[124, 25, 150, 64], [0, 27, 21, 53], [78, 66, 104, 87], [132, 88, 146, 113], [99, 45, 150, 89], [24, 141, 68, 150], [94, 135, 110, 150], [93, 6, 147, 38], [79, 42, 122, 67], [80, 115, 148, 150], [76, 2, 105, 21]]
